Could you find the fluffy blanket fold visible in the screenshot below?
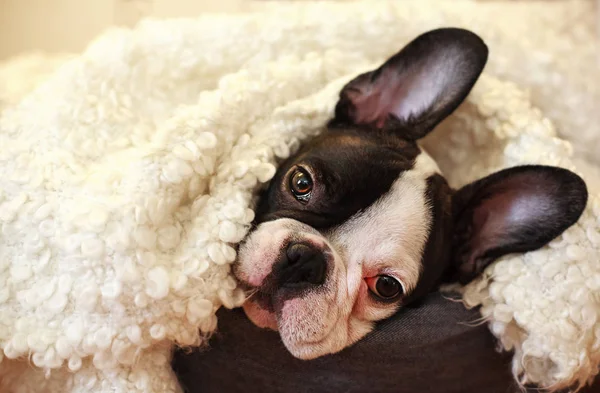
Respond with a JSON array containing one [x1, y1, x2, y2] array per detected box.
[[0, 1, 599, 392]]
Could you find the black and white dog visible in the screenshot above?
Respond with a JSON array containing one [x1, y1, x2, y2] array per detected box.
[[234, 28, 588, 360]]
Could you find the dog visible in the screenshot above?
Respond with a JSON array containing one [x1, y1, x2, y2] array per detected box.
[[233, 28, 589, 360]]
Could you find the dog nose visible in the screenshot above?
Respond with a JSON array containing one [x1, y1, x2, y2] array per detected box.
[[278, 243, 327, 287]]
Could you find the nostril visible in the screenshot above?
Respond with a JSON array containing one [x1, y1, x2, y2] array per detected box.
[[279, 242, 327, 287], [286, 243, 315, 266]]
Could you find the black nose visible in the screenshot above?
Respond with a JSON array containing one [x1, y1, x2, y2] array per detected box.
[[278, 243, 327, 288]]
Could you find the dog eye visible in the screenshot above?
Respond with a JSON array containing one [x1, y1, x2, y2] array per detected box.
[[366, 275, 404, 299], [289, 168, 313, 202]]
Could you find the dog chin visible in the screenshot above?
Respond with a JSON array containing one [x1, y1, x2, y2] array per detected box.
[[242, 293, 345, 360]]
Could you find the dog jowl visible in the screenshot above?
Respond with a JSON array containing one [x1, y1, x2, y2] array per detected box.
[[234, 28, 588, 360]]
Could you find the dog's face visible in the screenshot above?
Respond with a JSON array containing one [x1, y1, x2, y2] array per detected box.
[[234, 28, 588, 359]]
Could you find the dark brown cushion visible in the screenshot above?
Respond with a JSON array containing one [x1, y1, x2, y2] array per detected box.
[[173, 292, 524, 393]]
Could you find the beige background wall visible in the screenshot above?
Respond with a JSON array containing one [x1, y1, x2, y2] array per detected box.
[[0, 0, 258, 61], [1, 0, 598, 61]]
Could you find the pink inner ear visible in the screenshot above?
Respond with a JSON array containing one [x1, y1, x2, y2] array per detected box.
[[470, 188, 554, 257], [348, 53, 457, 128], [346, 83, 393, 128], [453, 165, 589, 284]]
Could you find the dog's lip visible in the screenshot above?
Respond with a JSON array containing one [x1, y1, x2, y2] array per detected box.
[[237, 276, 279, 313], [245, 289, 334, 346], [242, 281, 341, 349], [243, 285, 310, 321], [250, 290, 275, 313], [244, 286, 295, 315]]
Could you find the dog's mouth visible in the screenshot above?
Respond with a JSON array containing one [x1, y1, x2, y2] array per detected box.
[[239, 285, 285, 332], [236, 276, 281, 330], [240, 281, 345, 359], [238, 270, 335, 340], [242, 281, 312, 316], [249, 288, 275, 313]]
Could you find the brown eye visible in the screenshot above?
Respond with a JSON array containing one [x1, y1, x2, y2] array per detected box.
[[289, 168, 313, 202], [366, 275, 404, 300]]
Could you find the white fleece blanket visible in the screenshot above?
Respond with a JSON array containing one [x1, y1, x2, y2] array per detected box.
[[0, 1, 599, 392]]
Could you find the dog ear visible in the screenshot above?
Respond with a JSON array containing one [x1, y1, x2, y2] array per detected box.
[[451, 165, 588, 284], [330, 28, 488, 140]]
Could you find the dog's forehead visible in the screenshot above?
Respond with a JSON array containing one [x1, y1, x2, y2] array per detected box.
[[300, 127, 415, 155], [294, 128, 422, 192]]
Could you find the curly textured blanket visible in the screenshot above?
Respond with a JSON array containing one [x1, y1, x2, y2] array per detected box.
[[0, 1, 599, 392]]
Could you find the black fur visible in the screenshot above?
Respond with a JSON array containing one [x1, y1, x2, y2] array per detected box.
[[254, 128, 420, 229]]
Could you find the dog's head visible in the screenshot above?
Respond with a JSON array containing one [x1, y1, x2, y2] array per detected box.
[[234, 28, 588, 359]]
